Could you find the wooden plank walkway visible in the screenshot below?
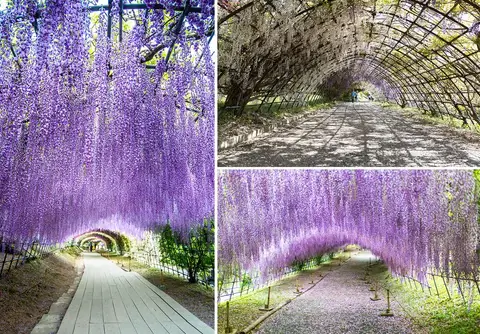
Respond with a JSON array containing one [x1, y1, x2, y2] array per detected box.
[[57, 253, 213, 334]]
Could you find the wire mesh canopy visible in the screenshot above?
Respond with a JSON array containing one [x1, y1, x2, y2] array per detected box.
[[219, 0, 480, 123]]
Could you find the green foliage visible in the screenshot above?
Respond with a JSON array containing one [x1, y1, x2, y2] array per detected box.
[[314, 253, 331, 265], [314, 254, 324, 266], [117, 234, 131, 254], [291, 259, 307, 271], [158, 219, 215, 283], [61, 245, 82, 257], [473, 170, 480, 232], [240, 273, 252, 291]]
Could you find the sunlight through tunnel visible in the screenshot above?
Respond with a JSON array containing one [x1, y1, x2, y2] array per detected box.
[[72, 230, 131, 254], [218, 0, 480, 123]]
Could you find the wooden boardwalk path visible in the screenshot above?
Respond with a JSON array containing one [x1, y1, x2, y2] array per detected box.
[[57, 253, 213, 334]]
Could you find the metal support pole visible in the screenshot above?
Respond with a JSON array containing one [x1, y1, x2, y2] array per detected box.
[[294, 279, 302, 294], [431, 274, 439, 296], [165, 0, 191, 66], [119, 0, 123, 42], [107, 0, 113, 39], [7, 242, 15, 273], [455, 275, 466, 303], [225, 301, 235, 333], [259, 286, 273, 311], [0, 243, 8, 277], [441, 275, 451, 300], [15, 242, 25, 268], [380, 289, 394, 316]]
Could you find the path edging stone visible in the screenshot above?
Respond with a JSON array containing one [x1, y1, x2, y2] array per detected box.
[[30, 254, 85, 334], [219, 109, 322, 150]]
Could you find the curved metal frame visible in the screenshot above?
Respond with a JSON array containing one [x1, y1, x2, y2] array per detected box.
[[219, 0, 480, 123]]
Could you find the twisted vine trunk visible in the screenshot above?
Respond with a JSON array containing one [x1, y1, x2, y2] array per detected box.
[[224, 83, 253, 116]]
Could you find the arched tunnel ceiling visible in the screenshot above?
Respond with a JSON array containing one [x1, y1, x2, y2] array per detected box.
[[74, 231, 118, 247], [219, 0, 480, 121]]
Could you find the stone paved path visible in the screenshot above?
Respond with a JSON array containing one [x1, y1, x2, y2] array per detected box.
[[256, 251, 413, 334], [57, 253, 213, 334], [218, 102, 480, 167]]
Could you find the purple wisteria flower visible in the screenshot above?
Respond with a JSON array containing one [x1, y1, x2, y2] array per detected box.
[[0, 0, 214, 243]]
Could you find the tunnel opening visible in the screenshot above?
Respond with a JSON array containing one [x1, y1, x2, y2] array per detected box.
[[0, 0, 214, 284], [72, 229, 131, 255]]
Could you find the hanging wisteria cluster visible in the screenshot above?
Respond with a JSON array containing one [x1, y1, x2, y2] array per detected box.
[[0, 0, 214, 242], [218, 170, 479, 283]]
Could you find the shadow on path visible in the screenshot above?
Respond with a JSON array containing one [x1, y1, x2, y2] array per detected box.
[[218, 102, 480, 167]]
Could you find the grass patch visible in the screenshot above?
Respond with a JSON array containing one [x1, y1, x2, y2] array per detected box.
[[380, 102, 480, 133], [368, 261, 480, 334], [387, 277, 480, 333]]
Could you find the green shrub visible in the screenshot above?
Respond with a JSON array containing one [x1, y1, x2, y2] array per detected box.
[[291, 259, 307, 271], [157, 219, 214, 283]]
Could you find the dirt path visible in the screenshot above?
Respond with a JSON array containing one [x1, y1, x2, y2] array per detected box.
[[256, 251, 413, 334], [218, 102, 480, 167]]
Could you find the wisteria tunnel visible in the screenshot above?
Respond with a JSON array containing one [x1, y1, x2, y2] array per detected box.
[[218, 170, 480, 333], [0, 0, 214, 333], [218, 0, 480, 167]]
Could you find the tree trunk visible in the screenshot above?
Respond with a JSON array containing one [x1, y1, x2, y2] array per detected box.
[[188, 268, 197, 283], [224, 82, 252, 116]]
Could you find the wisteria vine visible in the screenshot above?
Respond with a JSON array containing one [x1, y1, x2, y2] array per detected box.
[[0, 0, 214, 243], [218, 170, 479, 283]]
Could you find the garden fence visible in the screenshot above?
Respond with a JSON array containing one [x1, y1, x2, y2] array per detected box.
[[219, 252, 480, 304], [393, 271, 480, 304], [218, 257, 322, 302], [219, 93, 326, 117], [132, 242, 214, 287], [0, 241, 57, 278]]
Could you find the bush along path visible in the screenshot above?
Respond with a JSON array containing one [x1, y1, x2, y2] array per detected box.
[[254, 250, 414, 334]]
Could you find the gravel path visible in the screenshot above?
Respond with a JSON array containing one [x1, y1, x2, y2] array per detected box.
[[218, 102, 480, 167], [256, 251, 413, 334]]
